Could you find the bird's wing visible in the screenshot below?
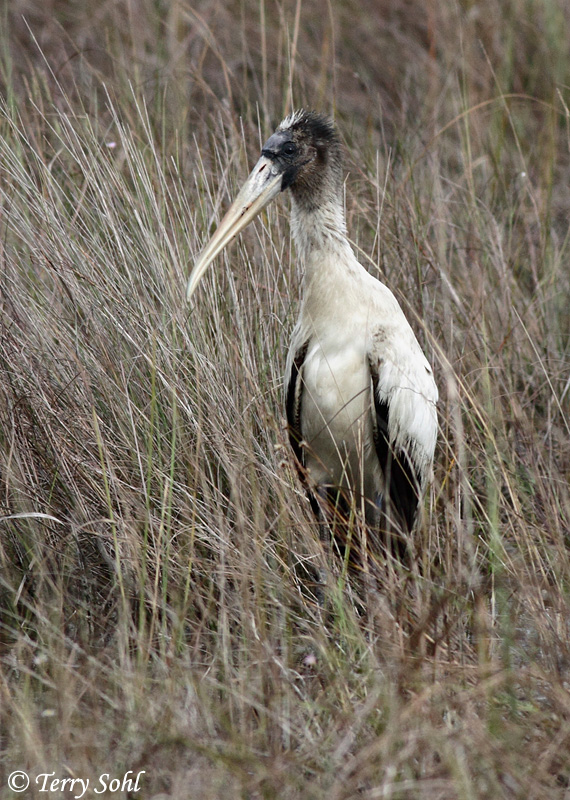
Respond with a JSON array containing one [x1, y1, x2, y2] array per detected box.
[[285, 339, 310, 467], [285, 338, 325, 519], [367, 338, 438, 533]]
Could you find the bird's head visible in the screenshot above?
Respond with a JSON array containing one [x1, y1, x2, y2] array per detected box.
[[262, 110, 342, 206], [187, 110, 342, 301]]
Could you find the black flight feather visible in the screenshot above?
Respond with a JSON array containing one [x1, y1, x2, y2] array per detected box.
[[368, 356, 421, 536]]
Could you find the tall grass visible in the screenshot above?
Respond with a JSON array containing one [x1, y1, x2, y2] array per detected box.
[[0, 1, 569, 797]]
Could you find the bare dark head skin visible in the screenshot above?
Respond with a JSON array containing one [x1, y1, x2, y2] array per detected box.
[[262, 111, 343, 213]]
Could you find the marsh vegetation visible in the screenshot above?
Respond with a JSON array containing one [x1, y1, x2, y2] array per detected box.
[[0, 1, 569, 797]]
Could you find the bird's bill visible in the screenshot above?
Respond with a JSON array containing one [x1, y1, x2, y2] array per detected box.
[[187, 155, 283, 301]]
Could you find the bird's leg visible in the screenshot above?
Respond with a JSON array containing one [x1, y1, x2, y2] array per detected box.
[[314, 485, 359, 566]]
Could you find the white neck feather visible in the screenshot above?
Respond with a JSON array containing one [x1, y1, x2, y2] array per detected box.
[[290, 196, 348, 264]]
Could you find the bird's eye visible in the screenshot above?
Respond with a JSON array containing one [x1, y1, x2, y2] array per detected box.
[[282, 142, 297, 156]]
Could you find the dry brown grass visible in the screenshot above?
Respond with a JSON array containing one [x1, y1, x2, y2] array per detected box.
[[0, 1, 569, 798]]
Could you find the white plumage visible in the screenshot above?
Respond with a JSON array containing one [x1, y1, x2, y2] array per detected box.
[[187, 110, 438, 560]]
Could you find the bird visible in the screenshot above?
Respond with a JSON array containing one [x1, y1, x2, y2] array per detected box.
[[187, 110, 438, 567]]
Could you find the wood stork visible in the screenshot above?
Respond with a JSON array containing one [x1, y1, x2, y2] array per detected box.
[[187, 110, 438, 564]]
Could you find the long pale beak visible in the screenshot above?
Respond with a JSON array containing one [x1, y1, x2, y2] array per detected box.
[[187, 155, 283, 301]]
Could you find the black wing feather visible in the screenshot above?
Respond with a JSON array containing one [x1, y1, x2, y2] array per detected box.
[[368, 356, 421, 534], [285, 340, 309, 465], [285, 340, 322, 518]]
